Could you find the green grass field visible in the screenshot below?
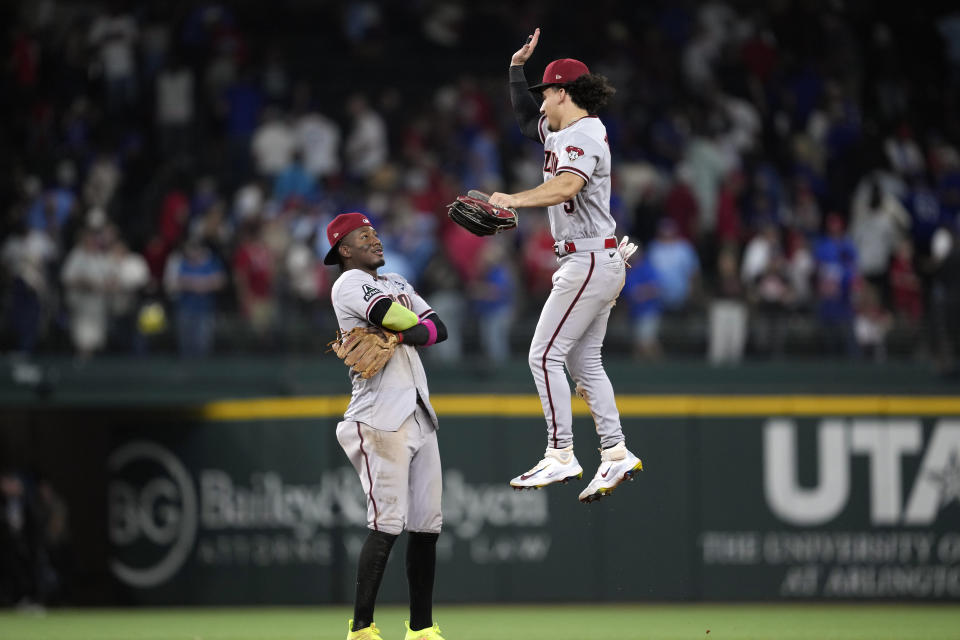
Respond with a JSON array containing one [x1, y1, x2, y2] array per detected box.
[[1, 604, 959, 640]]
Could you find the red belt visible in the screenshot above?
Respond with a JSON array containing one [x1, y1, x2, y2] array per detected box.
[[555, 237, 617, 257]]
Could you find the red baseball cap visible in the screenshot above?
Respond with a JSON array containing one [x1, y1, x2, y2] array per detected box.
[[529, 58, 590, 91], [323, 212, 374, 265]]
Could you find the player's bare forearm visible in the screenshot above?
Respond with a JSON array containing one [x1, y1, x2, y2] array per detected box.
[[489, 173, 585, 209]]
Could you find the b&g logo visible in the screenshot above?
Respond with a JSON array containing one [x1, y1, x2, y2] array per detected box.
[[108, 441, 198, 587]]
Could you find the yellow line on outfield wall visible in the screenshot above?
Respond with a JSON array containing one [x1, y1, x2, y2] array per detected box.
[[200, 394, 960, 421]]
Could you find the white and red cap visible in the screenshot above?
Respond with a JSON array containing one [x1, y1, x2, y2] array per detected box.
[[529, 58, 590, 91], [324, 212, 374, 265]]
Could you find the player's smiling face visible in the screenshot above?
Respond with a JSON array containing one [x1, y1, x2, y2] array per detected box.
[[539, 86, 563, 129], [341, 225, 385, 273]]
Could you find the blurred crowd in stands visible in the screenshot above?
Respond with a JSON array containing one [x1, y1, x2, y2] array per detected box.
[[1, 0, 959, 372]]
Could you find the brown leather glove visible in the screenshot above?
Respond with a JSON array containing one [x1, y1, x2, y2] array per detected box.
[[328, 326, 399, 379]]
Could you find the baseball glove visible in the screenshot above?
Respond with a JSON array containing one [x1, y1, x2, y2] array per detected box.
[[446, 190, 519, 236], [328, 326, 399, 379]]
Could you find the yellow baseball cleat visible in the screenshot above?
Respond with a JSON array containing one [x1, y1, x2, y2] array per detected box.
[[404, 620, 446, 640], [346, 619, 384, 640]]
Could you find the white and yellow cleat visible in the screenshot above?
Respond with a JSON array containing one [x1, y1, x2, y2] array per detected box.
[[510, 445, 583, 490], [578, 442, 643, 503]]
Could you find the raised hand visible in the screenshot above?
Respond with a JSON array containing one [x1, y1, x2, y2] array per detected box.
[[511, 27, 540, 67]]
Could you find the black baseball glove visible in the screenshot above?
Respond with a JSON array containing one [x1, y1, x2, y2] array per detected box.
[[446, 190, 519, 236]]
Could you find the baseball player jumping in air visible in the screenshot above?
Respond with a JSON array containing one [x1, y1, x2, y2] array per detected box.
[[326, 212, 449, 640], [489, 28, 644, 503]]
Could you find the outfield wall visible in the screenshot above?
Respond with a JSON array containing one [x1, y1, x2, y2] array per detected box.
[[2, 359, 959, 604]]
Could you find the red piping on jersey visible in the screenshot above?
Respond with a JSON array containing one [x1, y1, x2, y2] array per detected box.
[[542, 253, 595, 448], [418, 308, 434, 319], [357, 422, 379, 531], [557, 166, 590, 183]]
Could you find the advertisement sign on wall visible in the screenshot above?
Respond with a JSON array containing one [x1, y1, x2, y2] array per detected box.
[[4, 402, 958, 604]]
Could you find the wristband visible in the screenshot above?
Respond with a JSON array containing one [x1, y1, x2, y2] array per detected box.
[[421, 319, 438, 346]]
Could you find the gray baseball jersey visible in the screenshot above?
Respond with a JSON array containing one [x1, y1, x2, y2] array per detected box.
[[537, 115, 615, 242], [331, 267, 443, 535], [331, 268, 439, 431]]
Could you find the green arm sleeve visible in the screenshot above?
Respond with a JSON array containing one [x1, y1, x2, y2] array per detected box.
[[380, 301, 419, 331]]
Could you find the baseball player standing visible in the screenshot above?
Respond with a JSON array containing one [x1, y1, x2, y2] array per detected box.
[[489, 28, 643, 503], [326, 212, 449, 640]]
